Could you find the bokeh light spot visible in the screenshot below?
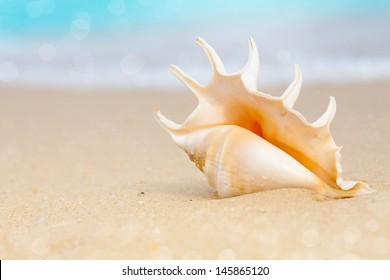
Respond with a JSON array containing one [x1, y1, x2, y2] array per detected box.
[[40, 0, 55, 15], [75, 12, 92, 24], [342, 226, 361, 245], [69, 18, 91, 40], [26, 1, 43, 18], [39, 43, 57, 61], [153, 246, 173, 260], [108, 0, 126, 16], [218, 249, 236, 260], [121, 54, 145, 76], [26, 0, 55, 18]]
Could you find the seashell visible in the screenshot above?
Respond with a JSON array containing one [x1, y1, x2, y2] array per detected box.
[[154, 38, 374, 198]]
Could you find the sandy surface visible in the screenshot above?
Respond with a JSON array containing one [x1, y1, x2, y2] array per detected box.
[[0, 82, 389, 259]]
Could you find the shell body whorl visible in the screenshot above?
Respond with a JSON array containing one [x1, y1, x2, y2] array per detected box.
[[154, 38, 374, 198], [193, 125, 327, 198]]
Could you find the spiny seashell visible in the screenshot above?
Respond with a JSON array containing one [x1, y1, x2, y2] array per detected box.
[[154, 38, 374, 198]]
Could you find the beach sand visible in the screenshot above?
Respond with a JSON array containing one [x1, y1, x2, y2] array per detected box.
[[0, 82, 389, 259]]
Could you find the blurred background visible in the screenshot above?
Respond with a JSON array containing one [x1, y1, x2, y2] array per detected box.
[[0, 0, 389, 89]]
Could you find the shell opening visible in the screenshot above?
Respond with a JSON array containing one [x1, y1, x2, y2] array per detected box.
[[251, 122, 264, 138]]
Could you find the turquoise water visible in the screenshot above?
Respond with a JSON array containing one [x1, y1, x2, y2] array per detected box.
[[0, 0, 389, 87], [1, 0, 389, 33]]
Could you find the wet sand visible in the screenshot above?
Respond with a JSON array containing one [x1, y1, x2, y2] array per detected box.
[[0, 81, 389, 259]]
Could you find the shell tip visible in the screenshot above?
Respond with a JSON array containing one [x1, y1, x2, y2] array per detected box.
[[195, 37, 207, 47], [317, 181, 374, 199], [293, 64, 301, 73], [195, 37, 226, 75], [153, 107, 161, 119], [247, 37, 255, 47], [168, 64, 182, 76], [311, 95, 337, 128], [281, 63, 302, 108]]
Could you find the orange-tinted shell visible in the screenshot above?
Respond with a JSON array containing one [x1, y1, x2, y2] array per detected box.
[[154, 38, 373, 198]]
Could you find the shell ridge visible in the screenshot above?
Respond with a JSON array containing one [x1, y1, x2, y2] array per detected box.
[[202, 126, 232, 196]]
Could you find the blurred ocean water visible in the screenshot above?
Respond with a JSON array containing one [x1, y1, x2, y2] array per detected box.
[[0, 0, 389, 88]]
